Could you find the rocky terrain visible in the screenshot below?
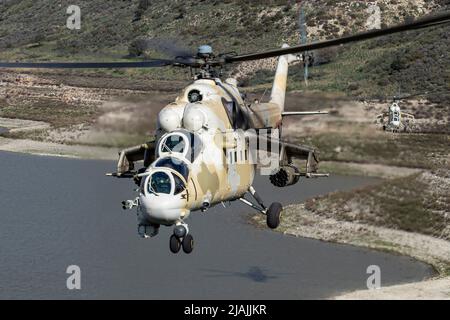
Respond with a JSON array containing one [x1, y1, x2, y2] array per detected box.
[[0, 71, 186, 149], [0, 0, 448, 103]]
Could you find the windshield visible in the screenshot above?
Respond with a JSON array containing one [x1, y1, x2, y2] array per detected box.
[[149, 172, 172, 194], [155, 157, 189, 180], [161, 134, 186, 153], [173, 174, 186, 195], [393, 111, 400, 122], [157, 131, 203, 162]]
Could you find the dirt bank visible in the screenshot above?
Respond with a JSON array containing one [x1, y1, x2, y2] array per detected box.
[[0, 136, 118, 160], [335, 277, 450, 300], [250, 171, 450, 300]]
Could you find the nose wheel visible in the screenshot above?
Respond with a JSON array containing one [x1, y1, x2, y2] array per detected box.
[[182, 234, 194, 254], [169, 234, 182, 253], [170, 224, 194, 254]]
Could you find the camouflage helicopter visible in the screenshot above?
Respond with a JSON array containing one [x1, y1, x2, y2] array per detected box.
[[1, 12, 448, 254], [375, 97, 416, 133]]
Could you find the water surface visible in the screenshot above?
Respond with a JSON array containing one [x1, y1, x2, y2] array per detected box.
[[0, 151, 434, 299]]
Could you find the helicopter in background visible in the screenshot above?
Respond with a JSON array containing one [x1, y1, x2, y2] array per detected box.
[[375, 98, 416, 133], [1, 12, 449, 254]]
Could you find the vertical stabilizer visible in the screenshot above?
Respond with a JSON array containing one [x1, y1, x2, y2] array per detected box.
[[269, 44, 299, 111]]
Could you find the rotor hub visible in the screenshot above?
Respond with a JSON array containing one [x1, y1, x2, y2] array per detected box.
[[197, 45, 213, 59]]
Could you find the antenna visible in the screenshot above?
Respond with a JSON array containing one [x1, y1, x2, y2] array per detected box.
[[298, 1, 309, 87], [393, 83, 401, 101]]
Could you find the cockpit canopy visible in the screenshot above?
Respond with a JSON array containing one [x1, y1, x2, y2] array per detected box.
[[144, 170, 186, 196], [160, 134, 186, 154], [157, 131, 202, 163], [149, 171, 172, 194], [389, 103, 401, 123], [154, 157, 189, 180]]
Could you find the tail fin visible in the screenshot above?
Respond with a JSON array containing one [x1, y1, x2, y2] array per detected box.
[[269, 44, 299, 111]]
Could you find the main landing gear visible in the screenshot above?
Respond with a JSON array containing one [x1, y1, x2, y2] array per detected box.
[[170, 223, 194, 254], [239, 186, 283, 229]]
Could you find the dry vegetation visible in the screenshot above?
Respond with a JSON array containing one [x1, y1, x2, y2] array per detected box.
[[0, 71, 183, 147], [306, 170, 450, 240]]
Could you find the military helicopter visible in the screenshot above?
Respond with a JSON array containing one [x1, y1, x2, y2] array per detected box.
[[375, 97, 416, 133], [1, 12, 449, 254]]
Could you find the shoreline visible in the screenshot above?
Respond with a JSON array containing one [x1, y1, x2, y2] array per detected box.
[[250, 202, 450, 299], [0, 136, 119, 160]]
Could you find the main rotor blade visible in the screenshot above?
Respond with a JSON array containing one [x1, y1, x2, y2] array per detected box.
[[0, 59, 174, 69], [226, 11, 450, 63], [132, 38, 195, 59]]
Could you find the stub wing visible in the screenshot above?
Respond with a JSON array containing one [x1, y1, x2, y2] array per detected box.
[[253, 131, 327, 177], [400, 112, 415, 120], [107, 137, 156, 177], [280, 140, 326, 177]]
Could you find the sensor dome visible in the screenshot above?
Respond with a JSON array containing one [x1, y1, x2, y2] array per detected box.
[[183, 105, 207, 132], [158, 107, 181, 132]]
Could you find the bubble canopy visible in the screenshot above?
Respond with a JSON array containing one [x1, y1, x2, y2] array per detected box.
[[148, 171, 172, 194], [157, 131, 203, 163], [154, 157, 189, 180], [145, 168, 187, 196]]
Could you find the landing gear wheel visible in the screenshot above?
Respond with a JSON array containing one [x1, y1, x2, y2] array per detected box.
[[169, 234, 181, 254], [266, 202, 282, 229], [182, 234, 194, 254]]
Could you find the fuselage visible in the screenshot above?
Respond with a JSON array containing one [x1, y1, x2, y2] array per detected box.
[[137, 50, 293, 226], [138, 77, 279, 226], [389, 102, 401, 127]]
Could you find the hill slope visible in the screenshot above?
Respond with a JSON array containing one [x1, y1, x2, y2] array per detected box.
[[0, 0, 448, 102]]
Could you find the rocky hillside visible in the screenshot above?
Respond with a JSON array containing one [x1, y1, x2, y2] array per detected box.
[[0, 0, 445, 57], [0, 1, 448, 101]]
